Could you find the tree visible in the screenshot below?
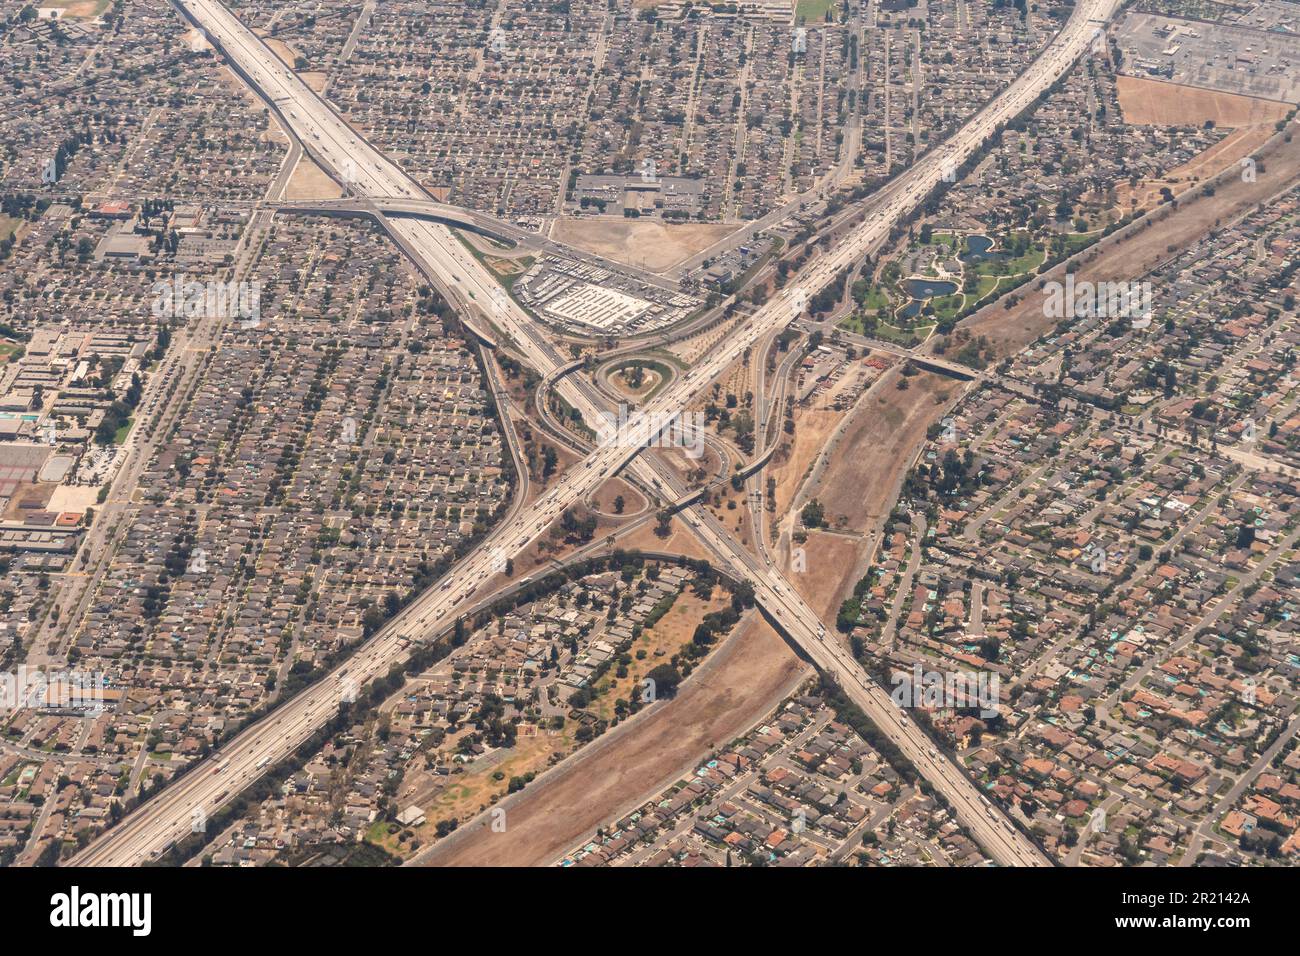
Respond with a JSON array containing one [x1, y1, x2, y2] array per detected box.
[[644, 664, 683, 698], [35, 839, 62, 867]]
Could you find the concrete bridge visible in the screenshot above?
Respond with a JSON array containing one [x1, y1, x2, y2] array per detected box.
[[275, 196, 544, 249], [818, 326, 987, 382], [276, 197, 684, 294]]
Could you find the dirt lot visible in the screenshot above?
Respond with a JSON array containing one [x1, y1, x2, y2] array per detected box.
[[260, 35, 300, 69], [551, 218, 739, 273], [413, 611, 808, 866], [956, 122, 1300, 360], [57, 0, 107, 18], [618, 513, 715, 563], [814, 368, 958, 530], [283, 155, 342, 200], [769, 406, 845, 520], [791, 529, 866, 618], [588, 476, 646, 517], [1116, 76, 1291, 129], [2, 480, 55, 520], [298, 71, 328, 94]]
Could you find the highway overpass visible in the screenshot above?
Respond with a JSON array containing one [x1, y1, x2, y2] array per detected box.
[[276, 196, 543, 250], [276, 196, 682, 293]]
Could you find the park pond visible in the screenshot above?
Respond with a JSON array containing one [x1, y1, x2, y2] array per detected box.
[[959, 235, 1006, 265], [899, 278, 958, 318]]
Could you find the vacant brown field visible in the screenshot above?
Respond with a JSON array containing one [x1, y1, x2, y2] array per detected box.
[[769, 406, 844, 519], [552, 218, 739, 273], [283, 156, 342, 200], [618, 512, 714, 562], [791, 530, 865, 617], [588, 476, 647, 516], [55, 0, 108, 18], [261, 36, 300, 69], [816, 368, 957, 530], [298, 71, 328, 94], [1115, 76, 1291, 128]]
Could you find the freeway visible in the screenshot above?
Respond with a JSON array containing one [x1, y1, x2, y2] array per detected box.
[[73, 0, 1117, 866], [276, 196, 545, 249], [274, 197, 682, 293]]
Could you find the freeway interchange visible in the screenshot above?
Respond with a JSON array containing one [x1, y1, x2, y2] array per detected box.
[[71, 0, 1119, 866]]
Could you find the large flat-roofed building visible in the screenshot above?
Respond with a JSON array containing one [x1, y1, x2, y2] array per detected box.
[[573, 174, 707, 218], [656, 0, 794, 23], [545, 283, 653, 332], [513, 255, 701, 336]]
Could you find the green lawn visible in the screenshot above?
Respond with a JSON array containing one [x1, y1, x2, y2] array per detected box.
[[973, 239, 1045, 278], [1057, 232, 1096, 256], [923, 232, 960, 250], [970, 275, 1001, 302], [928, 293, 965, 321], [795, 0, 836, 22], [851, 282, 892, 312], [876, 321, 932, 347], [841, 314, 931, 347], [113, 418, 134, 444]]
